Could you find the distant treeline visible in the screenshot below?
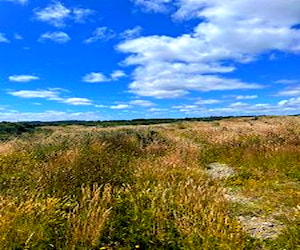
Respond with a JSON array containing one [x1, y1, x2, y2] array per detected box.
[[0, 122, 38, 140], [24, 116, 233, 127], [0, 116, 239, 140]]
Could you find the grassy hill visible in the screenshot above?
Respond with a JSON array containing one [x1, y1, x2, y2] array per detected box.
[[0, 116, 299, 249]]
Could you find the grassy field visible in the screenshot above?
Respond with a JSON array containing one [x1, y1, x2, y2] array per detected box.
[[0, 116, 299, 249]]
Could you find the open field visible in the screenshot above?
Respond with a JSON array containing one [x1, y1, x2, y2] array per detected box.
[[0, 116, 299, 249]]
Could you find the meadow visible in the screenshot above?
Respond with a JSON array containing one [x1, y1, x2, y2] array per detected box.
[[0, 116, 299, 249]]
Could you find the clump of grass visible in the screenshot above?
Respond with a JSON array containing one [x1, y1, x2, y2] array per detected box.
[[67, 184, 112, 248], [0, 195, 67, 249], [99, 136, 256, 249]]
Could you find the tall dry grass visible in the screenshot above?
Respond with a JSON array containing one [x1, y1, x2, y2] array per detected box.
[[0, 116, 299, 249]]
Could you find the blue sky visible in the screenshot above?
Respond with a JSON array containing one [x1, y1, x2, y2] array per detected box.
[[0, 0, 300, 121]]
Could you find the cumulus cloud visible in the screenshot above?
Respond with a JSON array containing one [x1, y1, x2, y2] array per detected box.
[[35, 2, 71, 27], [109, 99, 155, 110], [83, 70, 126, 83], [63, 97, 92, 106], [82, 72, 108, 83], [8, 89, 93, 106], [118, 0, 300, 99], [278, 97, 300, 107], [9, 75, 39, 82], [173, 0, 300, 25], [128, 63, 260, 98], [0, 33, 10, 43], [39, 31, 71, 43], [9, 89, 60, 99], [118, 34, 261, 98], [84, 27, 116, 44], [110, 70, 126, 80], [34, 2, 94, 27]]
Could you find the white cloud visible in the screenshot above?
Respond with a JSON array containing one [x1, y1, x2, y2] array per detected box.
[[129, 99, 155, 107], [172, 99, 300, 117], [129, 64, 260, 98], [278, 97, 300, 107], [94, 104, 107, 108], [8, 89, 93, 106], [278, 87, 300, 97], [9, 89, 60, 99], [35, 2, 71, 27], [110, 70, 126, 80], [107, 99, 155, 110], [110, 104, 131, 110], [10, 90, 57, 99], [132, 0, 173, 13], [82, 72, 108, 83], [84, 27, 116, 44], [148, 107, 168, 113], [73, 7, 94, 23], [34, 2, 94, 27], [229, 102, 249, 108], [119, 0, 300, 99], [9, 75, 39, 82], [174, 0, 300, 25], [235, 95, 258, 100], [39, 31, 71, 43], [0, 33, 10, 43], [120, 26, 142, 40], [275, 79, 300, 96], [63, 97, 92, 106], [172, 104, 205, 113], [83, 70, 126, 83], [195, 98, 221, 105], [118, 35, 261, 98]]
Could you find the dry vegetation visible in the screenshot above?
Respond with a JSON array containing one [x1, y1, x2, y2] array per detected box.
[[0, 116, 299, 249]]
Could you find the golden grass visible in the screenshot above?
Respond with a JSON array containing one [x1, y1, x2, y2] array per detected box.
[[68, 184, 112, 248], [0, 116, 299, 249]]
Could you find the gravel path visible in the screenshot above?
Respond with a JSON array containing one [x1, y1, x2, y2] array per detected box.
[[206, 162, 284, 240]]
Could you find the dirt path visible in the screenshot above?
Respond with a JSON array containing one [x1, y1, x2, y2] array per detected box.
[[206, 162, 285, 240]]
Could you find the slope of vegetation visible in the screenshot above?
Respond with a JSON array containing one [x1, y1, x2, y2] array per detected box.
[[0, 122, 38, 140], [0, 116, 246, 140], [0, 116, 299, 249]]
